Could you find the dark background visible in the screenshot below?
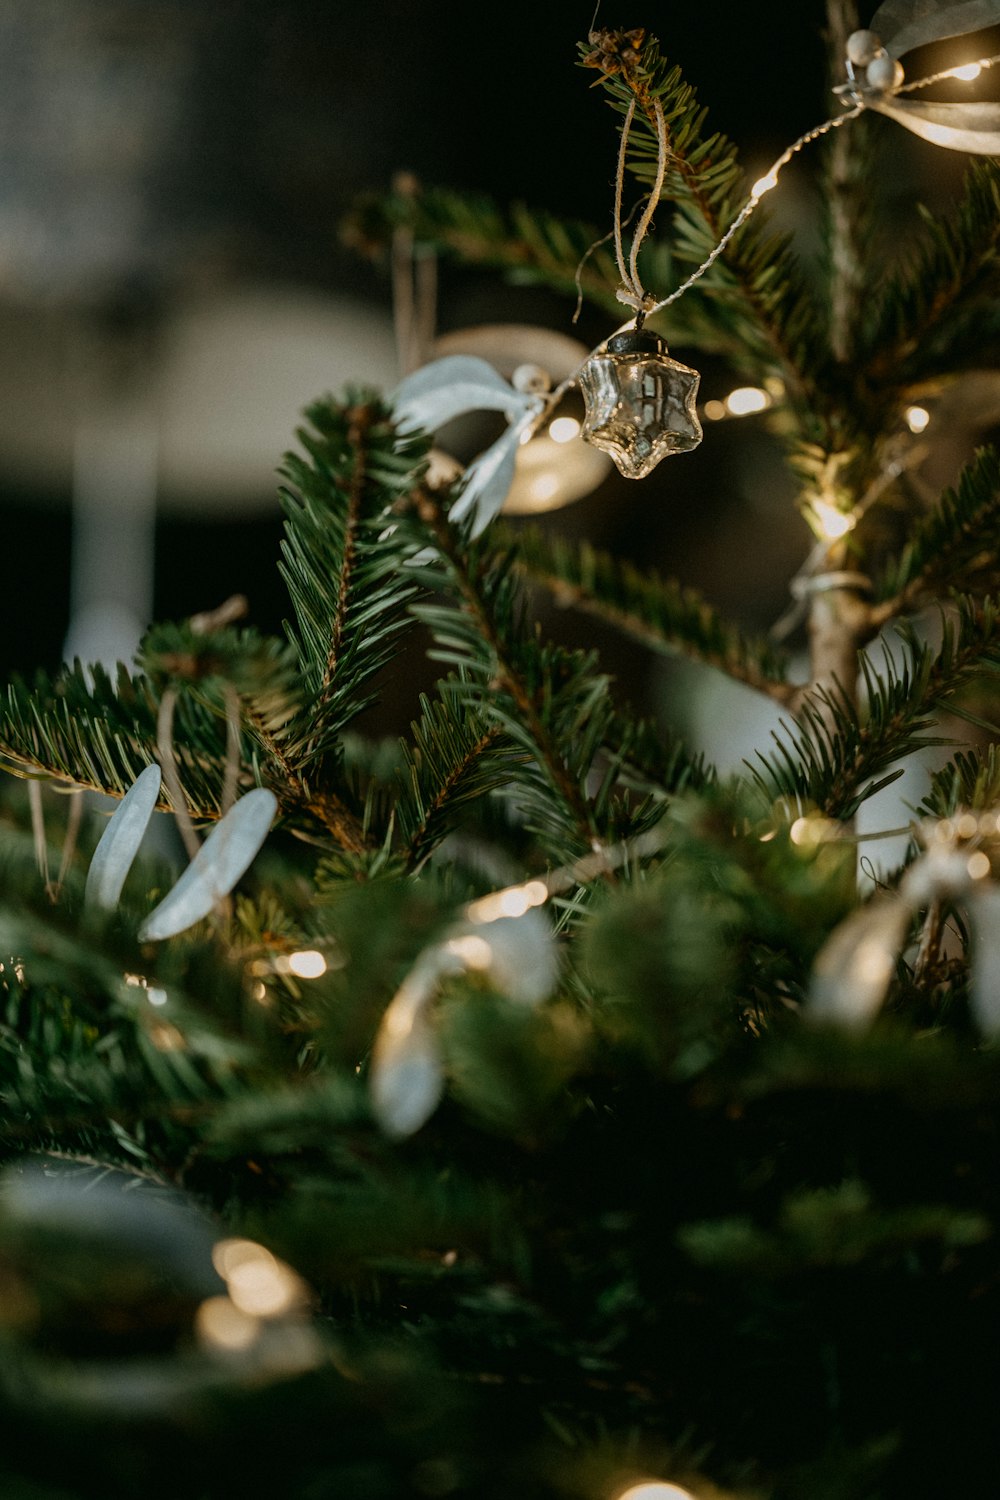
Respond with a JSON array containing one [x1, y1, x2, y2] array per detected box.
[[0, 0, 979, 744]]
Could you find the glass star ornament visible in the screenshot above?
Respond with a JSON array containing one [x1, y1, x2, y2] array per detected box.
[[578, 329, 703, 479]]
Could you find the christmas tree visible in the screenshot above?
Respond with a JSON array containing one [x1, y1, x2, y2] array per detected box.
[[2, 4, 1000, 1496]]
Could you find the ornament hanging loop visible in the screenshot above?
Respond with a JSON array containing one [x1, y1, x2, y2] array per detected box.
[[612, 91, 669, 319]]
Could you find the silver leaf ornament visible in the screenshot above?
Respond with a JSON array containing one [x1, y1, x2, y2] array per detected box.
[[392, 355, 538, 434], [808, 895, 912, 1027], [370, 964, 446, 1138], [392, 355, 544, 534], [862, 0, 1000, 151], [85, 764, 162, 911], [138, 788, 277, 941], [449, 410, 537, 538], [868, 95, 1000, 150], [468, 908, 559, 1006], [871, 0, 1000, 58]]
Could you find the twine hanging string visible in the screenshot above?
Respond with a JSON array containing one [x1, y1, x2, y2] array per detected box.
[[612, 95, 668, 323]]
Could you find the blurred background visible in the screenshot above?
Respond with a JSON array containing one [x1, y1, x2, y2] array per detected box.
[[0, 0, 990, 810]]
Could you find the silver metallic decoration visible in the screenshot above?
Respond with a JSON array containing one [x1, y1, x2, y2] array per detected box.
[[578, 329, 703, 480], [844, 0, 1000, 152]]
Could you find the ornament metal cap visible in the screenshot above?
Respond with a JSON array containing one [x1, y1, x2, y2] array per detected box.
[[578, 328, 703, 479]]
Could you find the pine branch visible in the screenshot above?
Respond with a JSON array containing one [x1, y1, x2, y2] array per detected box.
[[395, 688, 528, 872], [509, 525, 793, 703], [402, 490, 667, 862], [0, 884, 256, 1156], [752, 597, 1000, 818], [277, 398, 424, 783], [872, 446, 1000, 617], [898, 292, 1000, 378], [411, 500, 601, 859], [864, 160, 1000, 384], [137, 620, 301, 742], [919, 745, 1000, 819], [0, 661, 228, 819], [603, 709, 715, 802], [343, 187, 730, 353]]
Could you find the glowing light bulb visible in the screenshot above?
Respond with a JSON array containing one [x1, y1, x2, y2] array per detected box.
[[904, 404, 930, 433], [616, 1484, 697, 1500], [811, 500, 856, 540], [702, 399, 727, 421], [212, 1239, 303, 1318], [548, 416, 581, 444], [287, 949, 327, 979], [725, 385, 770, 416], [791, 815, 835, 847], [952, 61, 982, 81], [967, 851, 991, 880], [750, 170, 779, 201], [195, 1295, 260, 1351], [146, 986, 168, 1007], [444, 934, 494, 969]]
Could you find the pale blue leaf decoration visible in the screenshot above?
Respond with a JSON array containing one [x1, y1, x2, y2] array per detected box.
[[871, 0, 1000, 58], [808, 896, 912, 1026], [392, 356, 545, 535], [370, 1006, 444, 1139], [869, 96, 1000, 151], [392, 355, 536, 435], [466, 908, 559, 1005], [138, 788, 277, 941], [968, 885, 1000, 1038], [449, 411, 537, 538], [85, 764, 162, 911]]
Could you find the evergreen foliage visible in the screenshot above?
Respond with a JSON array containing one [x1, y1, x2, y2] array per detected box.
[[0, 17, 999, 1500]]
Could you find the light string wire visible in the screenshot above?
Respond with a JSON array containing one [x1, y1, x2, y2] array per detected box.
[[531, 46, 1000, 434], [460, 804, 956, 935]]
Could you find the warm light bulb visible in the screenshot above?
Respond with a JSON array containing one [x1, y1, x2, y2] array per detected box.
[[444, 934, 494, 969], [904, 404, 930, 433], [466, 879, 548, 926], [616, 1484, 697, 1500], [548, 416, 581, 444], [725, 385, 770, 416], [811, 500, 856, 540], [529, 474, 561, 503], [212, 1238, 303, 1317], [952, 61, 982, 81], [195, 1295, 260, 1351], [702, 399, 727, 421], [287, 949, 327, 979], [750, 170, 779, 201], [967, 851, 991, 880]]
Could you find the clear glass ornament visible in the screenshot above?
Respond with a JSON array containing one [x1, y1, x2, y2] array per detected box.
[[578, 329, 703, 479]]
